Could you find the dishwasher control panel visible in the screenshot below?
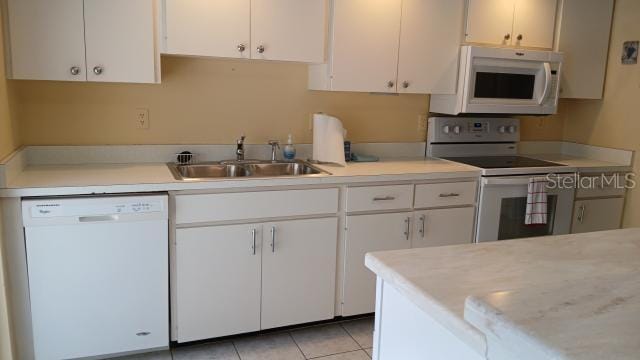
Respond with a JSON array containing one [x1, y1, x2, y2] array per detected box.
[[22, 195, 168, 226]]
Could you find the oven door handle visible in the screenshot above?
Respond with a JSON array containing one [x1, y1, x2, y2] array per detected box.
[[482, 176, 571, 186], [539, 62, 552, 105]]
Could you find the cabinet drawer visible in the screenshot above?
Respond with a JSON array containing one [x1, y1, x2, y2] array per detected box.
[[175, 188, 339, 224], [575, 174, 627, 199], [346, 185, 414, 213], [414, 182, 477, 208]]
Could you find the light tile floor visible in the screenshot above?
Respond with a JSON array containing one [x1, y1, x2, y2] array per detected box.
[[112, 317, 374, 360]]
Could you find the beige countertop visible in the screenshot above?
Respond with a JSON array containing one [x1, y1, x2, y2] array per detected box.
[[365, 228, 640, 358], [526, 153, 632, 173], [0, 158, 481, 197]]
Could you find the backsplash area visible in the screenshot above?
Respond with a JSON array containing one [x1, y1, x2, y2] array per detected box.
[[9, 56, 564, 147]]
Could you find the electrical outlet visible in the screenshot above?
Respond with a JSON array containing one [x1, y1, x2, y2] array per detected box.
[[135, 108, 150, 129], [418, 114, 428, 131]]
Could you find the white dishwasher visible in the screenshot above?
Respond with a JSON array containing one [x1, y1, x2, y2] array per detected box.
[[22, 195, 169, 360]]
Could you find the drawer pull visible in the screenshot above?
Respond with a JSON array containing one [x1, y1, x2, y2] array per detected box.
[[373, 196, 396, 201], [439, 193, 461, 198], [404, 217, 411, 240]]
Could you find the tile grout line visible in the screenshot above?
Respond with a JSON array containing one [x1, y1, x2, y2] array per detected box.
[[308, 349, 369, 360], [231, 340, 242, 360], [286, 331, 308, 360], [339, 322, 365, 351]]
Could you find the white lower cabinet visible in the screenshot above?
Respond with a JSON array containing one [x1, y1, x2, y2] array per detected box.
[[176, 217, 337, 342], [412, 207, 475, 248], [343, 212, 413, 316], [571, 198, 624, 234], [176, 224, 262, 343], [261, 218, 337, 329]]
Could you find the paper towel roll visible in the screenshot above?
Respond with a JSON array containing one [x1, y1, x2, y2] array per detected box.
[[313, 113, 346, 166]]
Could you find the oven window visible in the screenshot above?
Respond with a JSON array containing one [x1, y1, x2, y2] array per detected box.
[[498, 195, 557, 240], [474, 72, 536, 99]]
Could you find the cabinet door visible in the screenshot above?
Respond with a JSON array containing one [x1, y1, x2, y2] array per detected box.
[[261, 218, 337, 329], [397, 0, 465, 94], [164, 0, 250, 59], [343, 212, 412, 316], [6, 0, 86, 81], [176, 224, 261, 342], [84, 0, 158, 83], [512, 0, 557, 49], [557, 0, 614, 99], [465, 0, 516, 46], [571, 198, 624, 234], [330, 0, 402, 92], [412, 208, 475, 248], [251, 0, 327, 63]]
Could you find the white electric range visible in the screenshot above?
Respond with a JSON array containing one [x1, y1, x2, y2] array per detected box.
[[427, 117, 577, 243]]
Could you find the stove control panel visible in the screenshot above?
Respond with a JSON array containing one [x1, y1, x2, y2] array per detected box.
[[428, 117, 520, 143]]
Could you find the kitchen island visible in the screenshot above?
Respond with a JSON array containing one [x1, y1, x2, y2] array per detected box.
[[365, 228, 640, 360]]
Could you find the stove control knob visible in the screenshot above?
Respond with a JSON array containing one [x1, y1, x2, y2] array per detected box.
[[453, 125, 462, 134], [443, 125, 451, 134], [498, 126, 507, 134], [507, 125, 517, 134]]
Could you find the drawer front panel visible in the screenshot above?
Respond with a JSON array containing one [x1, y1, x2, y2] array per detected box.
[[414, 182, 477, 208], [346, 185, 414, 213], [175, 188, 339, 224], [575, 174, 627, 199]]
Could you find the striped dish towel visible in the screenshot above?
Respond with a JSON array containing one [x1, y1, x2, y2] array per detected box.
[[525, 177, 548, 225]]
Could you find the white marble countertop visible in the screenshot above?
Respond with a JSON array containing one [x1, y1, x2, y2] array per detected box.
[[0, 158, 481, 197], [365, 228, 640, 358]]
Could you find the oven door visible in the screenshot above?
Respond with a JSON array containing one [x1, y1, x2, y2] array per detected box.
[[476, 175, 575, 243]]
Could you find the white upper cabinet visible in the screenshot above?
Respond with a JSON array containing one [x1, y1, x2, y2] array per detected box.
[[6, 0, 87, 81], [512, 0, 558, 48], [164, 0, 251, 59], [310, 0, 465, 94], [5, 0, 160, 83], [465, 0, 557, 49], [84, 0, 159, 83], [163, 0, 326, 63], [465, 0, 517, 47], [556, 0, 614, 99], [250, 0, 327, 63], [397, 0, 465, 94], [328, 0, 403, 93]]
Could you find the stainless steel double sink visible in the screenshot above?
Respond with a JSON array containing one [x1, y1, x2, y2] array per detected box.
[[168, 160, 329, 180]]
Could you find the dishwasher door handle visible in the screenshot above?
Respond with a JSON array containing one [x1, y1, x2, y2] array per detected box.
[[78, 215, 119, 223]]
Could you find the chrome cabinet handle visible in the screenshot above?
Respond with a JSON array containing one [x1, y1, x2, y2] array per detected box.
[[419, 215, 426, 238], [93, 66, 103, 75], [70, 66, 81, 76], [577, 205, 586, 223], [504, 33, 511, 40], [387, 81, 395, 88], [237, 44, 246, 53], [402, 81, 410, 89], [251, 228, 257, 255], [517, 34, 523, 41], [373, 196, 396, 201], [404, 217, 411, 241], [270, 226, 276, 253], [257, 45, 265, 54], [439, 193, 460, 198]]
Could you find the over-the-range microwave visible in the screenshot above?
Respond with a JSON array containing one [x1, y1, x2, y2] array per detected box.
[[430, 46, 563, 115]]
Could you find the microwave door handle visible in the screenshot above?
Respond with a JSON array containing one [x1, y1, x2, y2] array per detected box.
[[539, 62, 552, 105]]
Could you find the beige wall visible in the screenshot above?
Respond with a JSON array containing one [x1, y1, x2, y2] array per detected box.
[[0, 10, 17, 360], [14, 56, 433, 145], [563, 0, 640, 227]]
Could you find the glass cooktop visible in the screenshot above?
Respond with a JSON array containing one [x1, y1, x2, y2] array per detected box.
[[444, 156, 568, 169]]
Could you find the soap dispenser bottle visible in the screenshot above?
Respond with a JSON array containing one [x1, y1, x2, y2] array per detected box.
[[283, 134, 296, 160]]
